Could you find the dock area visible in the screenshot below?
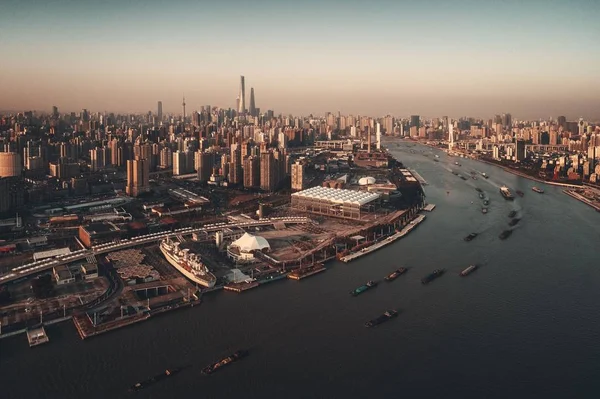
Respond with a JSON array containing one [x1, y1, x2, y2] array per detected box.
[[26, 326, 49, 347], [423, 203, 436, 212], [340, 214, 427, 263], [409, 169, 428, 185], [73, 312, 151, 340], [563, 189, 600, 212]]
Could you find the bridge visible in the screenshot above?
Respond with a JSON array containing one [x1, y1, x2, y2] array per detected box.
[[0, 217, 311, 285]]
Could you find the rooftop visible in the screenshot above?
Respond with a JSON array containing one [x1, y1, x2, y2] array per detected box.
[[291, 186, 381, 206]]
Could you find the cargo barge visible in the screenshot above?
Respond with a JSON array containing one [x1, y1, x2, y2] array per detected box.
[[508, 218, 521, 227], [288, 263, 326, 280], [130, 367, 185, 392], [460, 265, 479, 277], [224, 280, 259, 293], [464, 233, 478, 242], [421, 269, 445, 284], [350, 280, 378, 296], [365, 310, 398, 328], [202, 350, 249, 375], [384, 267, 408, 281]]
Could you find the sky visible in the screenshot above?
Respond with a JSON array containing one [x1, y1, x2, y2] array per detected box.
[[1, 0, 599, 119]]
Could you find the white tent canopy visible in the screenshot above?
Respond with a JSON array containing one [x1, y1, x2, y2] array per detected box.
[[230, 233, 270, 252]]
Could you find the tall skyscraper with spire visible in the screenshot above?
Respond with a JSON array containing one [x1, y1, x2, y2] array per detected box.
[[238, 76, 246, 115], [182, 96, 186, 122], [249, 87, 256, 117]]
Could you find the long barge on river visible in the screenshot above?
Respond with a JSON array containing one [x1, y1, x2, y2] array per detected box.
[[288, 263, 326, 280]]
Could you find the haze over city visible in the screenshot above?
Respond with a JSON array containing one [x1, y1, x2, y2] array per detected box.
[[2, 0, 599, 119]]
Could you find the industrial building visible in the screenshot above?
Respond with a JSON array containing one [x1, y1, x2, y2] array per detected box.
[[79, 222, 121, 247], [290, 186, 381, 220]]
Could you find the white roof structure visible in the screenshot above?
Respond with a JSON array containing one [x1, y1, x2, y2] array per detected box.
[[291, 186, 380, 206], [230, 233, 270, 252]]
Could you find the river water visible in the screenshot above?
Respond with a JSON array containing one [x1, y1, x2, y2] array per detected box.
[[2, 140, 599, 399]]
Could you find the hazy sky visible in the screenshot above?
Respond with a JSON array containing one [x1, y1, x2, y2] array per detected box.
[[1, 0, 599, 119]]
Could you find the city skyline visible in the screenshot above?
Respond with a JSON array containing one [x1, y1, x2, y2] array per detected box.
[[1, 0, 599, 119]]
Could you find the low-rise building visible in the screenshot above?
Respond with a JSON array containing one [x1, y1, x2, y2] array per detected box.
[[80, 263, 98, 280], [53, 265, 75, 285]]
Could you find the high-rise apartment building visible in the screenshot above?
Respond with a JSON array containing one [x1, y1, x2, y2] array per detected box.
[[0, 152, 22, 177], [260, 151, 277, 192], [229, 145, 242, 184], [196, 151, 213, 182], [243, 156, 260, 188], [126, 158, 150, 197], [157, 101, 163, 122], [90, 147, 106, 172], [291, 162, 305, 191]]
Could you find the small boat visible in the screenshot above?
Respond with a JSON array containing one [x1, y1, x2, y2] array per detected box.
[[481, 173, 489, 179], [532, 187, 544, 194], [508, 210, 517, 218], [460, 265, 479, 277], [464, 233, 478, 242], [482, 207, 488, 214], [202, 350, 249, 375], [516, 190, 524, 197], [129, 367, 185, 392], [499, 230, 512, 240], [475, 188, 482, 193], [434, 159, 439, 162], [385, 267, 408, 281], [508, 218, 521, 227], [365, 310, 399, 328], [483, 199, 490, 206]]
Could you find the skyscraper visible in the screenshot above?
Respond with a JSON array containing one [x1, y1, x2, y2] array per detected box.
[[376, 123, 381, 150], [182, 96, 186, 122], [157, 101, 163, 122], [249, 87, 256, 117], [238, 76, 246, 115], [126, 158, 150, 197], [410, 115, 420, 128]]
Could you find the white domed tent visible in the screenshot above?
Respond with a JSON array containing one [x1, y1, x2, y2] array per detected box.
[[227, 233, 270, 263]]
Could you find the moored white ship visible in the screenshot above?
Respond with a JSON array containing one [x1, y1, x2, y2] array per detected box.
[[160, 238, 216, 288]]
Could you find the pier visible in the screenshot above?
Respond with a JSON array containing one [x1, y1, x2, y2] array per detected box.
[[26, 326, 49, 347], [563, 189, 600, 212], [423, 204, 436, 212], [340, 214, 426, 263], [409, 169, 428, 185]]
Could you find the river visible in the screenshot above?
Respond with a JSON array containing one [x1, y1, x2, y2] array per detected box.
[[1, 140, 599, 399]]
